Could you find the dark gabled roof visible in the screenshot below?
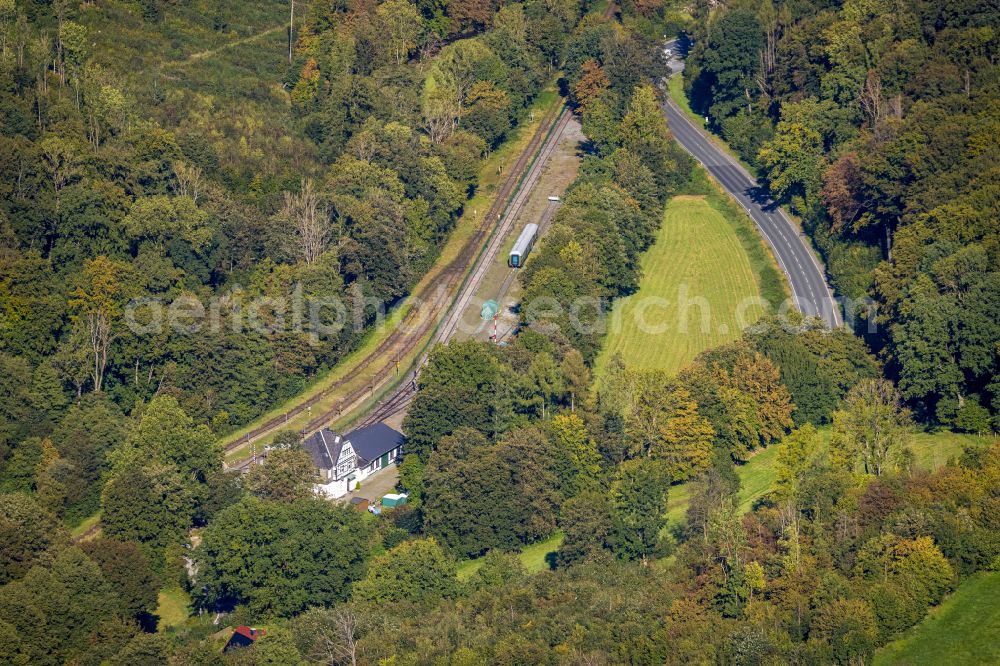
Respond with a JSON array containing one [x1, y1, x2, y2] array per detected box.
[[302, 428, 344, 470], [344, 422, 404, 463]]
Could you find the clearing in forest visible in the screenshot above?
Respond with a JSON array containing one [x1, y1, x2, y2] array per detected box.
[[594, 194, 772, 377], [452, 429, 994, 579], [874, 570, 1000, 665], [664, 428, 995, 525]]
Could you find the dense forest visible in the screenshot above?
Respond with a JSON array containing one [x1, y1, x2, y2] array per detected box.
[[1, 0, 998, 663], [0, 0, 577, 521], [682, 0, 1000, 429]]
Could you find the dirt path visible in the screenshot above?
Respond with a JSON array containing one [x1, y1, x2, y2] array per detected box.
[[170, 24, 285, 66], [72, 523, 101, 543]]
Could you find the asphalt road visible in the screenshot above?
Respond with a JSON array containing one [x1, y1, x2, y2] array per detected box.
[[663, 44, 842, 328]]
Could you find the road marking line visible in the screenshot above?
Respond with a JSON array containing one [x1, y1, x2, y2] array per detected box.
[[661, 83, 842, 327]]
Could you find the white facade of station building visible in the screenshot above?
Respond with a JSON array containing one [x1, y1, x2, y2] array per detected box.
[[302, 423, 404, 499]]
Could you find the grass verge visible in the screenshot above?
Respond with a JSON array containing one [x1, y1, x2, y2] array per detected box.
[[668, 75, 703, 127], [667, 75, 757, 175], [69, 511, 101, 540]]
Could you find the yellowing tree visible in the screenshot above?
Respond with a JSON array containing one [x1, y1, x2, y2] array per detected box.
[[423, 40, 499, 142], [68, 256, 133, 393], [743, 560, 766, 604], [572, 59, 609, 112], [549, 413, 602, 495], [619, 85, 676, 185], [122, 195, 211, 250], [656, 392, 714, 481], [774, 423, 821, 503], [352, 538, 457, 605], [560, 348, 590, 412], [757, 120, 825, 212], [624, 371, 714, 481], [727, 352, 794, 445], [35, 438, 66, 514]]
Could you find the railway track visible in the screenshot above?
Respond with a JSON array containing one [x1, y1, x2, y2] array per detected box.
[[353, 108, 576, 429], [489, 196, 563, 324], [223, 103, 570, 465]]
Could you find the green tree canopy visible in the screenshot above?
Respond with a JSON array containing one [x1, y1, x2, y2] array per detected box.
[[101, 462, 193, 561], [353, 538, 457, 605], [195, 497, 372, 617], [830, 378, 911, 476], [245, 448, 316, 502], [610, 457, 671, 561], [0, 493, 69, 584]]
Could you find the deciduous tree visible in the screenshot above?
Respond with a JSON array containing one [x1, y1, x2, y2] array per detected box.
[[757, 121, 824, 213], [276, 179, 330, 265], [113, 394, 220, 491], [353, 538, 457, 605], [830, 379, 911, 476], [68, 256, 134, 393], [0, 493, 69, 584], [80, 539, 158, 623], [245, 448, 316, 502], [559, 348, 590, 412], [101, 463, 193, 559], [195, 497, 371, 617], [557, 490, 615, 566], [376, 0, 424, 66], [610, 457, 671, 561], [571, 59, 609, 112], [548, 413, 602, 496]]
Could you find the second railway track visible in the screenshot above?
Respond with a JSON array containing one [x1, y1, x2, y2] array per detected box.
[[224, 104, 573, 464], [354, 108, 576, 429]]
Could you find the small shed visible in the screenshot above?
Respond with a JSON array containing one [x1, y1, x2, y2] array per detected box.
[[381, 493, 409, 508], [349, 497, 370, 512], [223, 626, 265, 653], [481, 299, 499, 320]]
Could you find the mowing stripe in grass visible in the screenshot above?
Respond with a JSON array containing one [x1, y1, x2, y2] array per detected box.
[[595, 190, 770, 377]]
